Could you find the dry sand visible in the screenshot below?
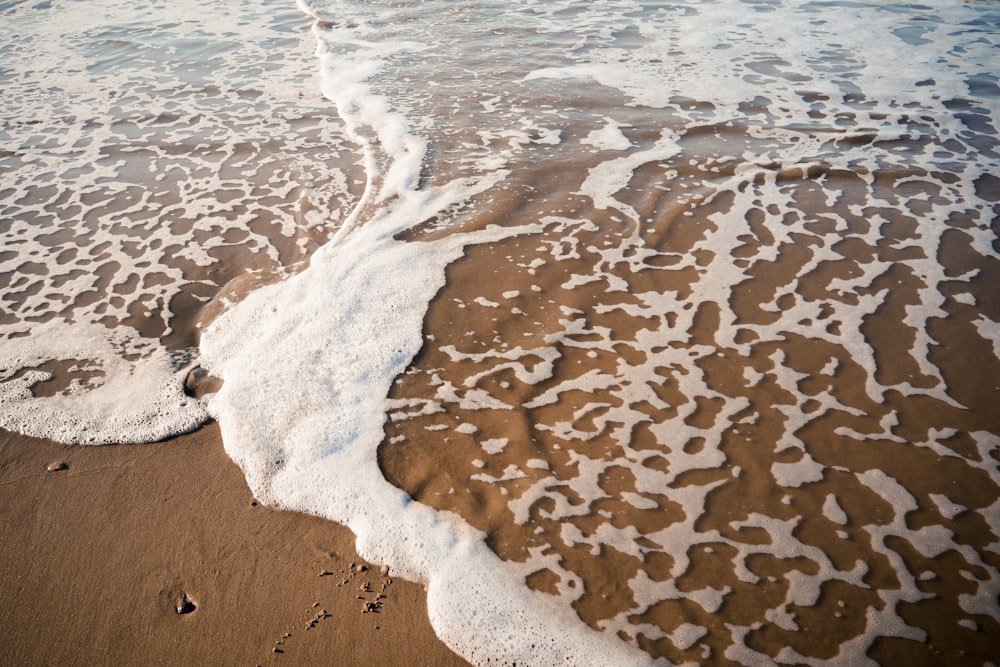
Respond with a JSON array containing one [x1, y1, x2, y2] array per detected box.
[[0, 423, 469, 666]]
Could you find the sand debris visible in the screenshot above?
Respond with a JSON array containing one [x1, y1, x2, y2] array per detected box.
[[304, 608, 330, 630]]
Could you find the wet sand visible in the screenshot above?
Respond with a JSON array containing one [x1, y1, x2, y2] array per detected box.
[[0, 424, 468, 666], [380, 166, 1000, 663]]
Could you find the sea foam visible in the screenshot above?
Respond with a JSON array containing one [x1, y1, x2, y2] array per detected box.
[[197, 2, 650, 662], [201, 0, 1000, 662], [4, 0, 1000, 664], [0, 0, 356, 443]]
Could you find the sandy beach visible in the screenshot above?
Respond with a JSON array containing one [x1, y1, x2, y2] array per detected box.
[[0, 424, 469, 666], [3, 0, 999, 663]]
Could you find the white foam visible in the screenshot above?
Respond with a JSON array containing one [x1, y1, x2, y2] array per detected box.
[[455, 422, 479, 435], [6, 0, 999, 663], [669, 623, 708, 651], [582, 120, 633, 152], [929, 493, 967, 520], [0, 321, 205, 444], [198, 2, 652, 663], [771, 453, 825, 488], [974, 316, 1000, 360], [481, 437, 509, 455], [0, 0, 354, 444], [202, 188, 643, 664], [822, 494, 849, 526], [577, 128, 682, 222]]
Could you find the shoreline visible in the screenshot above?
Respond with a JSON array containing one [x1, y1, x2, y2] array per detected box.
[[0, 423, 469, 666]]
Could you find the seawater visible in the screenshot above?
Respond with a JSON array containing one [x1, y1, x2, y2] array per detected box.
[[0, 0, 362, 442], [2, 0, 1000, 664]]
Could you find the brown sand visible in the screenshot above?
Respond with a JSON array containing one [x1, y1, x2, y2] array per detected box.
[[0, 424, 469, 666]]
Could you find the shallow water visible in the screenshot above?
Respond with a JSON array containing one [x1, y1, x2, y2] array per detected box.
[[3, 0, 1000, 664], [0, 0, 363, 442]]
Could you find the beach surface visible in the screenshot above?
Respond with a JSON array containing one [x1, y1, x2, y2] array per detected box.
[[3, 0, 1000, 663], [0, 424, 468, 666]]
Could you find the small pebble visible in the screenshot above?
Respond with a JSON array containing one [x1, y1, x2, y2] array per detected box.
[[379, 565, 389, 576], [47, 461, 68, 472], [175, 595, 197, 614], [355, 564, 367, 573]]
